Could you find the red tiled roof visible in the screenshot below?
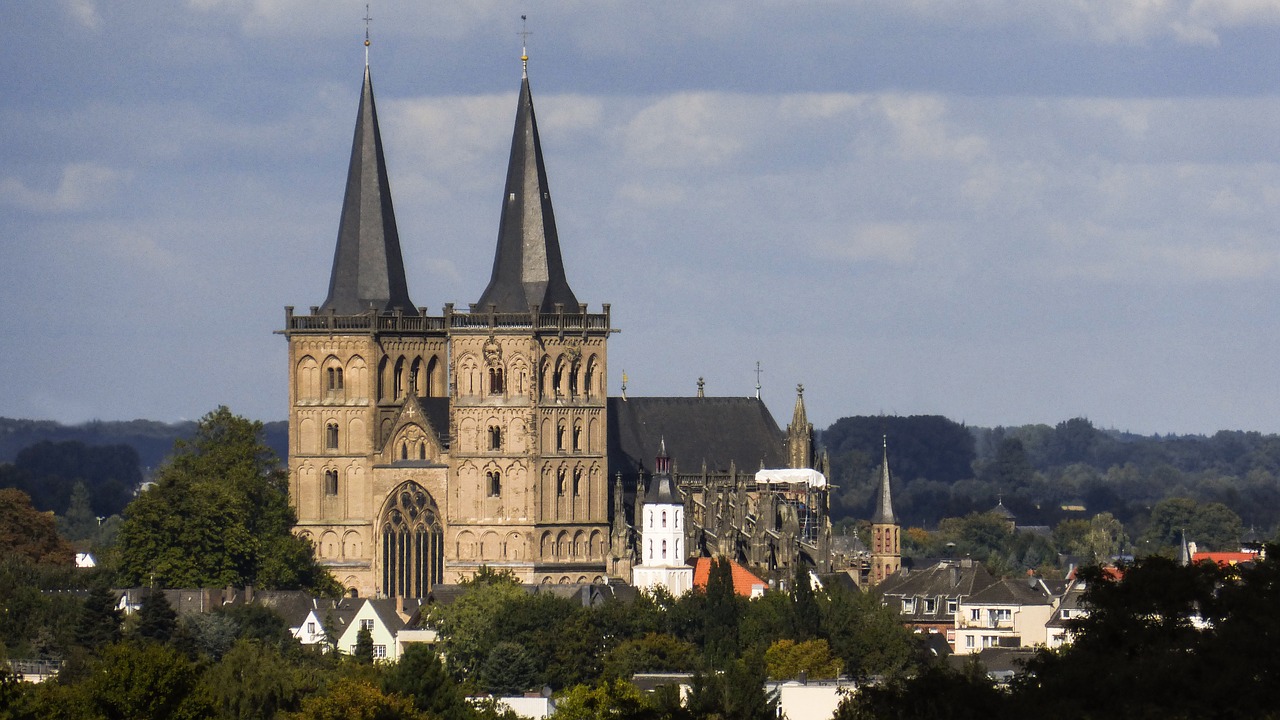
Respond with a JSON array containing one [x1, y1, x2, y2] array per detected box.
[[692, 557, 766, 597], [1192, 551, 1257, 567]]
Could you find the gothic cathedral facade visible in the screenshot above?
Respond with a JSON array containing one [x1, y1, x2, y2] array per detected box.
[[283, 59, 613, 597]]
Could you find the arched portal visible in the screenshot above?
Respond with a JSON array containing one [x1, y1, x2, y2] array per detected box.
[[380, 482, 444, 598]]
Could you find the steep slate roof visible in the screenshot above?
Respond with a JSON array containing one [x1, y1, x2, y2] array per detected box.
[[475, 69, 579, 313], [322, 64, 416, 315], [872, 440, 896, 525], [608, 397, 786, 480]]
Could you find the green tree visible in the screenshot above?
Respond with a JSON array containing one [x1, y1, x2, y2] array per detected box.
[[1141, 497, 1244, 554], [1084, 512, 1128, 562], [480, 641, 538, 696], [75, 584, 122, 650], [82, 641, 212, 720], [354, 626, 375, 665], [114, 407, 336, 592], [835, 662, 1004, 720], [427, 570, 528, 682], [685, 652, 777, 720], [763, 638, 842, 680], [201, 639, 306, 720], [60, 481, 99, 543], [382, 643, 473, 720], [552, 679, 654, 720], [702, 557, 742, 667], [1013, 556, 1226, 718], [282, 677, 430, 720], [601, 633, 699, 680], [134, 589, 178, 644], [791, 566, 822, 642], [822, 583, 918, 680]]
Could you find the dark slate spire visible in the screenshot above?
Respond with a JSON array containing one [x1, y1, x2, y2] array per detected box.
[[873, 436, 896, 525], [476, 67, 579, 313], [321, 64, 417, 316]]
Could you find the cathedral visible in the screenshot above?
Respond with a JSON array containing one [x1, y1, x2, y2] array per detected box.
[[281, 50, 872, 598]]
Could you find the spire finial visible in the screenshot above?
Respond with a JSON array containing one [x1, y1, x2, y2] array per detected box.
[[363, 4, 372, 66], [697, 377, 705, 398], [797, 383, 804, 398], [621, 370, 628, 400], [755, 361, 762, 399], [519, 15, 531, 78]]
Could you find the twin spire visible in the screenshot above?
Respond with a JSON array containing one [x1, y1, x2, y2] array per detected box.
[[323, 38, 578, 315], [321, 64, 417, 315]]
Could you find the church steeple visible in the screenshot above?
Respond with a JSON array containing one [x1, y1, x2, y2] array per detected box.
[[873, 437, 896, 525], [321, 63, 417, 316], [476, 60, 579, 313], [786, 384, 813, 469], [869, 436, 901, 585]]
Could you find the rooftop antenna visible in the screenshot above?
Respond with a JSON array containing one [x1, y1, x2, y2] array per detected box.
[[519, 14, 532, 78], [363, 4, 372, 66], [754, 361, 762, 399]]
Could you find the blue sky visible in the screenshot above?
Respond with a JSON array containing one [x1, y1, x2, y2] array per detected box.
[[2, 1, 1278, 435]]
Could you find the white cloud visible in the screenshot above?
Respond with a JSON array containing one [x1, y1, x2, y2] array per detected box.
[[63, 0, 102, 30], [873, 0, 1280, 45], [619, 93, 748, 170], [0, 164, 129, 214]]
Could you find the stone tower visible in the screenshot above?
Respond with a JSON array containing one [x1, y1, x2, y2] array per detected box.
[[869, 437, 901, 584], [444, 59, 613, 584], [283, 61, 450, 596]]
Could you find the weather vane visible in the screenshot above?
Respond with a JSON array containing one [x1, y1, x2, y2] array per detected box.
[[755, 361, 763, 399], [363, 4, 372, 65], [519, 14, 532, 77]]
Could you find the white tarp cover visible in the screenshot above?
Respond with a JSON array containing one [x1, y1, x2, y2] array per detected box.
[[754, 468, 827, 487]]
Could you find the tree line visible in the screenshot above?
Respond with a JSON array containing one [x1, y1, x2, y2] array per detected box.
[[825, 415, 1279, 563]]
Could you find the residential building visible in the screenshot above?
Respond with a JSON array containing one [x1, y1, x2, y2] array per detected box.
[[955, 577, 1057, 654], [876, 559, 998, 650]]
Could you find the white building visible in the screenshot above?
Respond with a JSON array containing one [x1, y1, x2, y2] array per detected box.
[[631, 443, 693, 596]]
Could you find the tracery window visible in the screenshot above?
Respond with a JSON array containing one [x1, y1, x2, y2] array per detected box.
[[381, 482, 444, 598]]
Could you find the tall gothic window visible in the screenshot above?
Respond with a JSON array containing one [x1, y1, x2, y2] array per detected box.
[[489, 426, 502, 451], [573, 468, 583, 496], [489, 367, 505, 394], [325, 422, 339, 450], [557, 468, 567, 496], [572, 425, 581, 453], [324, 469, 338, 495], [488, 471, 502, 497], [556, 424, 566, 452], [381, 483, 444, 598]]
